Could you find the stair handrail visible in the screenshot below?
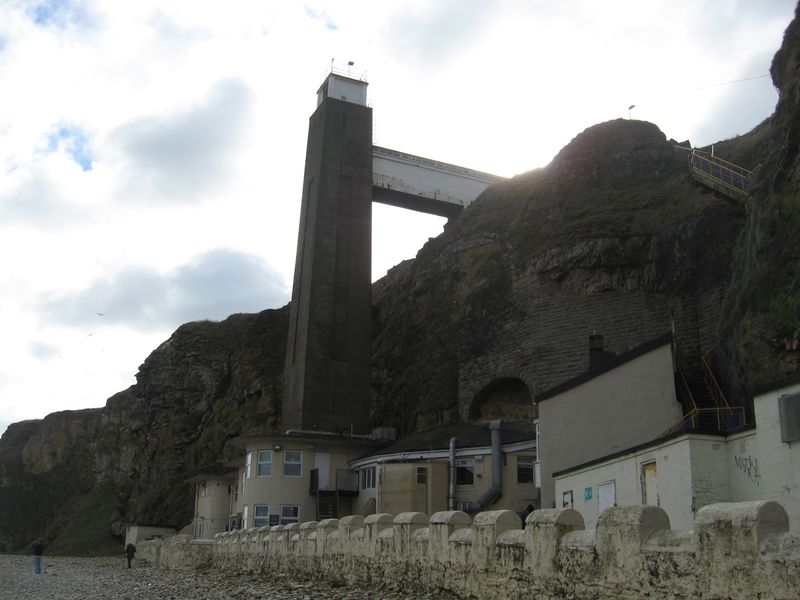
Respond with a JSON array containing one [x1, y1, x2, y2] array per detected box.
[[677, 366, 698, 412], [657, 408, 699, 439], [702, 353, 731, 409]]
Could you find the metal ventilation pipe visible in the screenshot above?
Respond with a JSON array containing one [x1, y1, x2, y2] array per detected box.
[[448, 437, 457, 510], [466, 420, 503, 512]]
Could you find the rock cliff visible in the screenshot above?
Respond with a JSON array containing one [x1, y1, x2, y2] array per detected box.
[[2, 8, 799, 554]]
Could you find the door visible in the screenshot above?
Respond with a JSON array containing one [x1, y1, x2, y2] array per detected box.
[[641, 461, 659, 506], [314, 453, 332, 489], [598, 480, 616, 514]]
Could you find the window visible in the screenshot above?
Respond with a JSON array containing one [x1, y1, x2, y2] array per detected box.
[[283, 450, 302, 477], [245, 452, 252, 479], [562, 490, 573, 509], [361, 466, 376, 489], [517, 456, 534, 484], [242, 504, 249, 529], [257, 450, 272, 477], [280, 505, 300, 525], [253, 504, 270, 527], [456, 459, 474, 486], [416, 467, 427, 485], [198, 483, 208, 497]]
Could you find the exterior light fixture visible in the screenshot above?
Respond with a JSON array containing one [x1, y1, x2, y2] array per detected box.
[[272, 443, 282, 452], [628, 104, 636, 119]]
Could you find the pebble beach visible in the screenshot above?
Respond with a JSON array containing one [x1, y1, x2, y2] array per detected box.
[[0, 555, 454, 600]]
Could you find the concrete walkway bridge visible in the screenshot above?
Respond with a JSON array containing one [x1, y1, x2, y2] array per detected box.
[[372, 146, 505, 219]]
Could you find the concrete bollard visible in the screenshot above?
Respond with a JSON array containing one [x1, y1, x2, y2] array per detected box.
[[595, 505, 670, 581], [694, 501, 789, 598], [338, 515, 365, 555], [316, 519, 339, 555], [393, 512, 429, 562], [299, 521, 318, 556], [429, 511, 471, 564], [365, 513, 394, 557], [524, 508, 584, 575], [471, 510, 521, 571]]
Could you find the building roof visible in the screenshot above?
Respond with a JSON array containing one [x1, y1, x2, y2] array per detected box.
[[551, 422, 756, 478], [536, 332, 673, 402], [358, 421, 535, 459]]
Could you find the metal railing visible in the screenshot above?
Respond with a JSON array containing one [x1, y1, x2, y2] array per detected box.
[[702, 353, 731, 409], [688, 150, 752, 196], [657, 406, 746, 438]]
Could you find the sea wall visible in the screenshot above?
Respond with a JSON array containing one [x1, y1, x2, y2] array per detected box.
[[151, 501, 800, 599]]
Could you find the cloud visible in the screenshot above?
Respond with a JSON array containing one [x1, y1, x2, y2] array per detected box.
[[29, 340, 60, 360], [304, 6, 338, 31], [36, 248, 289, 331], [109, 78, 253, 203], [383, 0, 498, 65], [0, 165, 87, 227]]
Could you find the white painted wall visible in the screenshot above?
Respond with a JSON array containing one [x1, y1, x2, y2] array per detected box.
[[194, 477, 232, 538], [317, 74, 367, 106], [539, 342, 682, 508], [750, 380, 800, 530]]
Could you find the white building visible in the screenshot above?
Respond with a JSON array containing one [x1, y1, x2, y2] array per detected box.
[[554, 374, 800, 530]]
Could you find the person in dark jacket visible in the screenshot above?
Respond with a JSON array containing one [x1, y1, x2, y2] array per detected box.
[[519, 504, 535, 528], [124, 542, 136, 568], [32, 540, 44, 575]]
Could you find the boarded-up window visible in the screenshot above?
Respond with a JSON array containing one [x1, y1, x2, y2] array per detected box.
[[562, 490, 573, 509], [641, 461, 658, 506]]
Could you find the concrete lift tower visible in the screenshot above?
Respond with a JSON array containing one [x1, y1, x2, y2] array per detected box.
[[282, 71, 503, 435]]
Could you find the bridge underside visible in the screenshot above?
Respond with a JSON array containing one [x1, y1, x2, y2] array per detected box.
[[372, 186, 463, 219]]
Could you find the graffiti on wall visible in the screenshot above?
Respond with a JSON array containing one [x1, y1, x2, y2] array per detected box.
[[734, 455, 761, 486]]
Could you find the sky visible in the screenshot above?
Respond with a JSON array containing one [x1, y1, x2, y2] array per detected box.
[[0, 0, 796, 436]]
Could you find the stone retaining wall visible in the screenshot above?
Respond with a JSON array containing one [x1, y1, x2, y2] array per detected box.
[[156, 501, 800, 599]]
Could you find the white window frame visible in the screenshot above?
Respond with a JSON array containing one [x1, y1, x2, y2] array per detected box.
[[456, 458, 475, 486], [245, 452, 252, 479], [242, 504, 249, 529], [257, 450, 272, 477], [280, 504, 300, 525], [253, 504, 270, 527], [283, 450, 302, 477], [361, 466, 376, 489]]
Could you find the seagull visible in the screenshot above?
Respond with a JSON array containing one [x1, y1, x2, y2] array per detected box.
[[97, 313, 104, 316]]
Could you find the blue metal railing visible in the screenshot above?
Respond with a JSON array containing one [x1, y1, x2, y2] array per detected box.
[[688, 150, 752, 195]]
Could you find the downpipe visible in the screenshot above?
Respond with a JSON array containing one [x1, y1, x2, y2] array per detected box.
[[448, 437, 457, 510], [465, 420, 503, 512]]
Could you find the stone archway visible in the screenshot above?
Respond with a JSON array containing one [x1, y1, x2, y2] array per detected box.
[[469, 377, 534, 422]]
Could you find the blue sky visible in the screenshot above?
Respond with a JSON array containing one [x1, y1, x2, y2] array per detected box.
[[0, 0, 796, 436]]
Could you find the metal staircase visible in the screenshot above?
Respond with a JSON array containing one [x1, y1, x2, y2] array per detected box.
[[659, 353, 745, 438]]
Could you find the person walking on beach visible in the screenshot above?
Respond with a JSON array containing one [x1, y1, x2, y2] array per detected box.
[[124, 542, 136, 568], [32, 539, 44, 575]]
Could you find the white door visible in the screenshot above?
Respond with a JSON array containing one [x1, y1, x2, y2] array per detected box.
[[598, 480, 616, 514]]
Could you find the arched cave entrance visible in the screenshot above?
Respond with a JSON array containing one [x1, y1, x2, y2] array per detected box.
[[469, 377, 534, 422]]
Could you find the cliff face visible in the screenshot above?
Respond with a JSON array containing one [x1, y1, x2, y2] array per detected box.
[[2, 9, 799, 555], [0, 309, 288, 554], [371, 119, 744, 434]]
